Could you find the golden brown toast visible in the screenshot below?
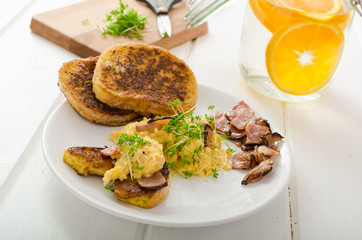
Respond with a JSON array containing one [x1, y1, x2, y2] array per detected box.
[[58, 56, 140, 125], [63, 147, 114, 176], [92, 43, 197, 116]]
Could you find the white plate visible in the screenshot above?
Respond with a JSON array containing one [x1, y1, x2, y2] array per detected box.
[[42, 84, 293, 227]]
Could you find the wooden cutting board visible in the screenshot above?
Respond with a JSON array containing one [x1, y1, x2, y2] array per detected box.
[[30, 0, 208, 58]]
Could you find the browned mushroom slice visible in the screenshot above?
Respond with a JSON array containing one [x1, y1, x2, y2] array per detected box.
[[232, 152, 253, 169], [160, 162, 170, 179], [136, 117, 172, 131], [241, 159, 273, 185], [147, 116, 173, 123], [240, 136, 257, 151], [195, 120, 214, 147], [100, 145, 121, 156], [204, 124, 214, 147], [235, 140, 242, 147], [136, 171, 168, 191], [261, 132, 284, 146], [114, 179, 145, 199], [254, 117, 271, 130], [252, 145, 280, 164]]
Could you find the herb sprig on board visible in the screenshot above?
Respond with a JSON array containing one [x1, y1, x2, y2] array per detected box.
[[98, 0, 147, 39]]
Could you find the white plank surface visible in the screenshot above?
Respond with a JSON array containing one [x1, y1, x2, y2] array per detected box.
[[287, 20, 362, 239], [0, 0, 32, 31], [0, 0, 82, 187]]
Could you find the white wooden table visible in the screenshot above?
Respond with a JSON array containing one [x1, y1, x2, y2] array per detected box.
[[1, 0, 362, 239]]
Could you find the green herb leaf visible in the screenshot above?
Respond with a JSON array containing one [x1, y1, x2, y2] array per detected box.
[[208, 105, 215, 111], [181, 154, 191, 165], [211, 168, 219, 178], [98, 0, 147, 39], [82, 18, 89, 25], [184, 171, 194, 179], [105, 184, 115, 192], [135, 164, 145, 170], [167, 162, 177, 169]]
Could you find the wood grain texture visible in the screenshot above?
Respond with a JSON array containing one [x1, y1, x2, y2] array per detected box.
[[30, 0, 208, 57]]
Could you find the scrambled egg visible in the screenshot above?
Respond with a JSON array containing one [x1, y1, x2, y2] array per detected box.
[[103, 136, 165, 185], [110, 118, 231, 178]]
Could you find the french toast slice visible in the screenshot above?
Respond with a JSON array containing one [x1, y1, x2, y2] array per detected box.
[[92, 43, 197, 116], [58, 57, 140, 126], [63, 147, 114, 176]]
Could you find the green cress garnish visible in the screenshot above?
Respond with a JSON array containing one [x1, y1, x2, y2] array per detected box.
[[117, 133, 148, 179], [211, 168, 220, 178], [104, 133, 148, 192], [163, 99, 204, 178], [97, 0, 147, 39], [164, 99, 235, 179]]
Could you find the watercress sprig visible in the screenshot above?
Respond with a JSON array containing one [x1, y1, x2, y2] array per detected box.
[[97, 0, 147, 39]]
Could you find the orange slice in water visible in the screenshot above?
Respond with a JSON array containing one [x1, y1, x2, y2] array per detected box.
[[250, 0, 350, 33], [265, 23, 344, 95], [276, 0, 342, 15]]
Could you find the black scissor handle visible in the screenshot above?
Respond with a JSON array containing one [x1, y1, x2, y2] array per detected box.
[[163, 0, 183, 12], [138, 0, 182, 14]]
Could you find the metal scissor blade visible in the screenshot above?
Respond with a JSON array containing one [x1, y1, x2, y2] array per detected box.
[[157, 14, 172, 38]]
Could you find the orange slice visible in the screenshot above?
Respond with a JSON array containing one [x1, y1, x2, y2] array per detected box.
[[250, 0, 350, 33], [276, 0, 342, 15], [249, 0, 284, 33], [265, 23, 344, 95]]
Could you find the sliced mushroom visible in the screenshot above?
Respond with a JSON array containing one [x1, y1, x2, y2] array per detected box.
[[114, 179, 145, 199], [254, 117, 271, 129], [100, 145, 121, 156], [240, 137, 257, 151], [136, 171, 168, 191], [241, 159, 273, 185], [252, 145, 280, 164], [261, 132, 284, 147], [147, 116, 173, 123], [195, 120, 214, 147], [136, 117, 172, 131]]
